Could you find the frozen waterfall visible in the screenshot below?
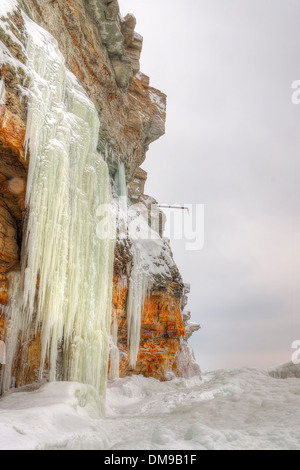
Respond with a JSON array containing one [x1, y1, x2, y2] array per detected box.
[[2, 14, 114, 408]]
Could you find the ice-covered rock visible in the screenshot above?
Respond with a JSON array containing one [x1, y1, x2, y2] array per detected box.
[[268, 362, 300, 379]]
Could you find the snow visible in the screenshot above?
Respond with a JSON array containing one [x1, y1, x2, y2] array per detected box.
[[0, 382, 109, 450], [0, 0, 19, 18], [0, 38, 27, 74], [134, 32, 143, 42], [0, 367, 299, 450]]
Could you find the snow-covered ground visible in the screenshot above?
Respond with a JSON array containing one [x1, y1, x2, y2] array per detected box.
[[0, 365, 299, 450]]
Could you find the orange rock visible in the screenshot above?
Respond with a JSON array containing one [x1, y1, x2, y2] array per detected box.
[[15, 330, 49, 387], [0, 107, 26, 164], [110, 269, 186, 381]]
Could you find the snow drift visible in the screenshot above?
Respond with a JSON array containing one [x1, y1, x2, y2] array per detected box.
[[0, 367, 299, 450]]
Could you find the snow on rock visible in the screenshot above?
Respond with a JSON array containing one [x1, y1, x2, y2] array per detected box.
[[0, 35, 27, 74], [149, 89, 166, 113], [0, 0, 19, 18]]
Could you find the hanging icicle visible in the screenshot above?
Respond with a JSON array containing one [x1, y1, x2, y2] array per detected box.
[[1, 272, 22, 393], [108, 310, 119, 380], [0, 78, 5, 105], [113, 160, 152, 368]]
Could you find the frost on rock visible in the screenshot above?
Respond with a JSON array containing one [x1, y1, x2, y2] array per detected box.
[[2, 12, 114, 410]]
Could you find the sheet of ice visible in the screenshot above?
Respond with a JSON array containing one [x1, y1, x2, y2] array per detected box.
[[1, 367, 299, 450]]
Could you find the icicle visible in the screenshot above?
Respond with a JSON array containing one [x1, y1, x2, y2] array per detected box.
[[108, 310, 119, 380], [116, 161, 127, 198], [117, 275, 127, 294], [116, 161, 128, 216], [0, 78, 5, 120], [1, 272, 22, 394], [0, 78, 5, 105], [0, 341, 5, 365], [2, 14, 114, 409], [126, 244, 151, 368], [113, 160, 152, 368]]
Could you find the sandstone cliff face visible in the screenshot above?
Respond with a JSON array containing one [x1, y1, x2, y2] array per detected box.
[[19, 0, 166, 176], [0, 0, 199, 388]]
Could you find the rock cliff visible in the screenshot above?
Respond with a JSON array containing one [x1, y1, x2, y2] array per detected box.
[[0, 0, 200, 391]]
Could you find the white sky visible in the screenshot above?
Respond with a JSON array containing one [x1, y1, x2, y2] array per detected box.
[[118, 0, 300, 371]]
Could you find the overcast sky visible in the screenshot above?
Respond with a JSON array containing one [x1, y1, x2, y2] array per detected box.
[[118, 0, 300, 372]]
